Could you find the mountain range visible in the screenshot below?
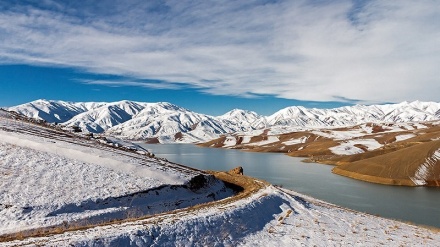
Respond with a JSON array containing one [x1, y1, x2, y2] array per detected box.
[[7, 99, 440, 143]]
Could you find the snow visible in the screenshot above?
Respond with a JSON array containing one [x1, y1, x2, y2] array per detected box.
[[247, 136, 279, 146], [2, 110, 440, 246], [282, 136, 309, 145], [9, 99, 440, 143], [104, 103, 241, 143], [410, 148, 440, 186], [9, 99, 106, 123], [218, 109, 262, 127], [0, 113, 233, 236], [360, 124, 374, 133], [241, 136, 252, 144], [413, 123, 428, 129], [223, 136, 237, 147], [0, 131, 185, 185], [311, 128, 371, 140], [395, 134, 416, 142], [330, 139, 382, 155], [237, 129, 265, 137], [309, 122, 421, 142], [0, 141, 157, 234], [268, 126, 309, 135], [215, 121, 435, 149], [240, 187, 440, 246], [5, 186, 440, 246]]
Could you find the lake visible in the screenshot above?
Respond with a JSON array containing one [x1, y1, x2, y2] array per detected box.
[[140, 143, 440, 228]]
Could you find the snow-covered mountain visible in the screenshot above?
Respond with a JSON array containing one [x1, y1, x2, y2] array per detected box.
[[105, 102, 232, 142], [9, 99, 106, 123], [218, 109, 263, 128], [8, 99, 254, 143], [266, 101, 440, 127], [7, 99, 440, 143], [64, 101, 147, 133]]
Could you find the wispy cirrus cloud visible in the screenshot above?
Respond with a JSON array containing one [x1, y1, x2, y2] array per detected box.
[[0, 0, 439, 104], [81, 79, 183, 90]]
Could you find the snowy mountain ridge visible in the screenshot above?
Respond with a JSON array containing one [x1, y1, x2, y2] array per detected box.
[[8, 99, 440, 143]]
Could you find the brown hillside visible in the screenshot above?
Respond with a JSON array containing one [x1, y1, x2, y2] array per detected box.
[[198, 122, 440, 186], [200, 136, 227, 148], [332, 140, 440, 186]]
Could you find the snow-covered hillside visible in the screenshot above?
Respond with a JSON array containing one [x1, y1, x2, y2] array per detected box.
[[5, 185, 440, 246], [8, 99, 440, 143], [0, 110, 233, 236], [64, 100, 147, 133], [218, 109, 263, 129], [105, 102, 238, 143], [9, 100, 258, 143], [2, 109, 440, 246]]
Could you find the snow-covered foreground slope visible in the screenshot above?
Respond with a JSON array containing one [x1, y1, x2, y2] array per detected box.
[[0, 110, 233, 237], [9, 99, 440, 143], [5, 186, 440, 246]]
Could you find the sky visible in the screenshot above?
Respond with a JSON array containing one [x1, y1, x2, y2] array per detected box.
[[0, 0, 439, 115]]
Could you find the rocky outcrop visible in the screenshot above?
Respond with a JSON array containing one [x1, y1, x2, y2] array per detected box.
[[229, 166, 243, 175]]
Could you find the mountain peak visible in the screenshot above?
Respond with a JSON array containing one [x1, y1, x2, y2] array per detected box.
[[8, 100, 440, 143], [221, 108, 259, 117], [219, 109, 262, 127]]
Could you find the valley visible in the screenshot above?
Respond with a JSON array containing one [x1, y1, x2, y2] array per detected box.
[[9, 99, 440, 187], [201, 122, 440, 186], [1, 108, 440, 246]]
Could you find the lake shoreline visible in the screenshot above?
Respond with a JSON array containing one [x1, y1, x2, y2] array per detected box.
[[197, 142, 440, 187], [140, 143, 440, 228]]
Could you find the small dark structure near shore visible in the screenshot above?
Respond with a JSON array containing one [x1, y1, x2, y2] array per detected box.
[[229, 166, 243, 175]]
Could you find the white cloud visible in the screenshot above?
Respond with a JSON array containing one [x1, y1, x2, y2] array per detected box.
[[82, 79, 183, 90], [0, 0, 439, 103]]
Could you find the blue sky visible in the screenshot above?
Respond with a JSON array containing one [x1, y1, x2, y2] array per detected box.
[[0, 0, 439, 115]]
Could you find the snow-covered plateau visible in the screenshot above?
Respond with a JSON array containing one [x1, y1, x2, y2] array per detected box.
[[1, 109, 440, 246]]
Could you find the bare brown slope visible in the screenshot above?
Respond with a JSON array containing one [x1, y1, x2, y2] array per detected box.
[[250, 132, 338, 156], [333, 140, 440, 186], [199, 132, 338, 156], [200, 136, 227, 148]]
